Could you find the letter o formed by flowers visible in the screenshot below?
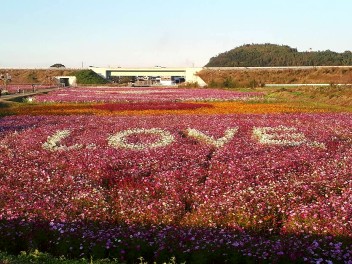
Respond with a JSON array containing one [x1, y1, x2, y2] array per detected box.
[[108, 128, 175, 151]]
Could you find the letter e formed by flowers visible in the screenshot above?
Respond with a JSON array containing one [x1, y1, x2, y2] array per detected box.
[[252, 125, 324, 148], [253, 126, 306, 146], [108, 128, 175, 150]]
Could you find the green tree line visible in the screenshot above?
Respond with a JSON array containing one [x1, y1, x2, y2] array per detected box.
[[205, 44, 352, 67]]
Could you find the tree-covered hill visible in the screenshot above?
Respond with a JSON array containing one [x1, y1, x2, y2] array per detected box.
[[205, 44, 352, 67]]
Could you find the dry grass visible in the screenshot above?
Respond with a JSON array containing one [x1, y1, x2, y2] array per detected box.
[[198, 68, 352, 110], [199, 67, 352, 86], [0, 67, 352, 87], [260, 86, 352, 109], [0, 69, 80, 84], [3, 67, 352, 86]]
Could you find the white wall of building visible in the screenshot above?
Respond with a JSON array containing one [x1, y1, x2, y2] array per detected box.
[[91, 67, 207, 87], [184, 68, 207, 86], [55, 76, 77, 86]]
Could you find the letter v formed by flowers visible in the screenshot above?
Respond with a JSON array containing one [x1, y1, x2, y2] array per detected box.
[[185, 127, 239, 148]]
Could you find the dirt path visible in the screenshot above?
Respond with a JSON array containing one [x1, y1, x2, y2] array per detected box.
[[0, 87, 60, 102]]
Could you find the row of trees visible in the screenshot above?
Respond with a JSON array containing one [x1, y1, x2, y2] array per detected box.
[[205, 44, 352, 67]]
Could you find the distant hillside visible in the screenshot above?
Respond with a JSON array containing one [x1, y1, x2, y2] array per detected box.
[[0, 69, 79, 85], [0, 69, 108, 85], [205, 44, 352, 67]]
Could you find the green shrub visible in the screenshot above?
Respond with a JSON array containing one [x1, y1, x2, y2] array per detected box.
[[222, 77, 239, 88], [73, 70, 108, 85]]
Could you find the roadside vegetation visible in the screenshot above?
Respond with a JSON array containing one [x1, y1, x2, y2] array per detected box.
[[0, 250, 109, 264], [262, 85, 352, 107], [0, 69, 78, 85], [0, 69, 108, 86], [0, 250, 180, 264], [198, 67, 352, 88]]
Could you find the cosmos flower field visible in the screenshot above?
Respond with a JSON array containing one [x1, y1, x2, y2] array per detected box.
[[33, 87, 264, 103], [0, 87, 351, 263]]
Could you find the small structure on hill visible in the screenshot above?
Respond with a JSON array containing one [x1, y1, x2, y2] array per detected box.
[[54, 76, 77, 87]]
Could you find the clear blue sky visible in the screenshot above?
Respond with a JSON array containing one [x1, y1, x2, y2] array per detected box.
[[1, 0, 351, 68]]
